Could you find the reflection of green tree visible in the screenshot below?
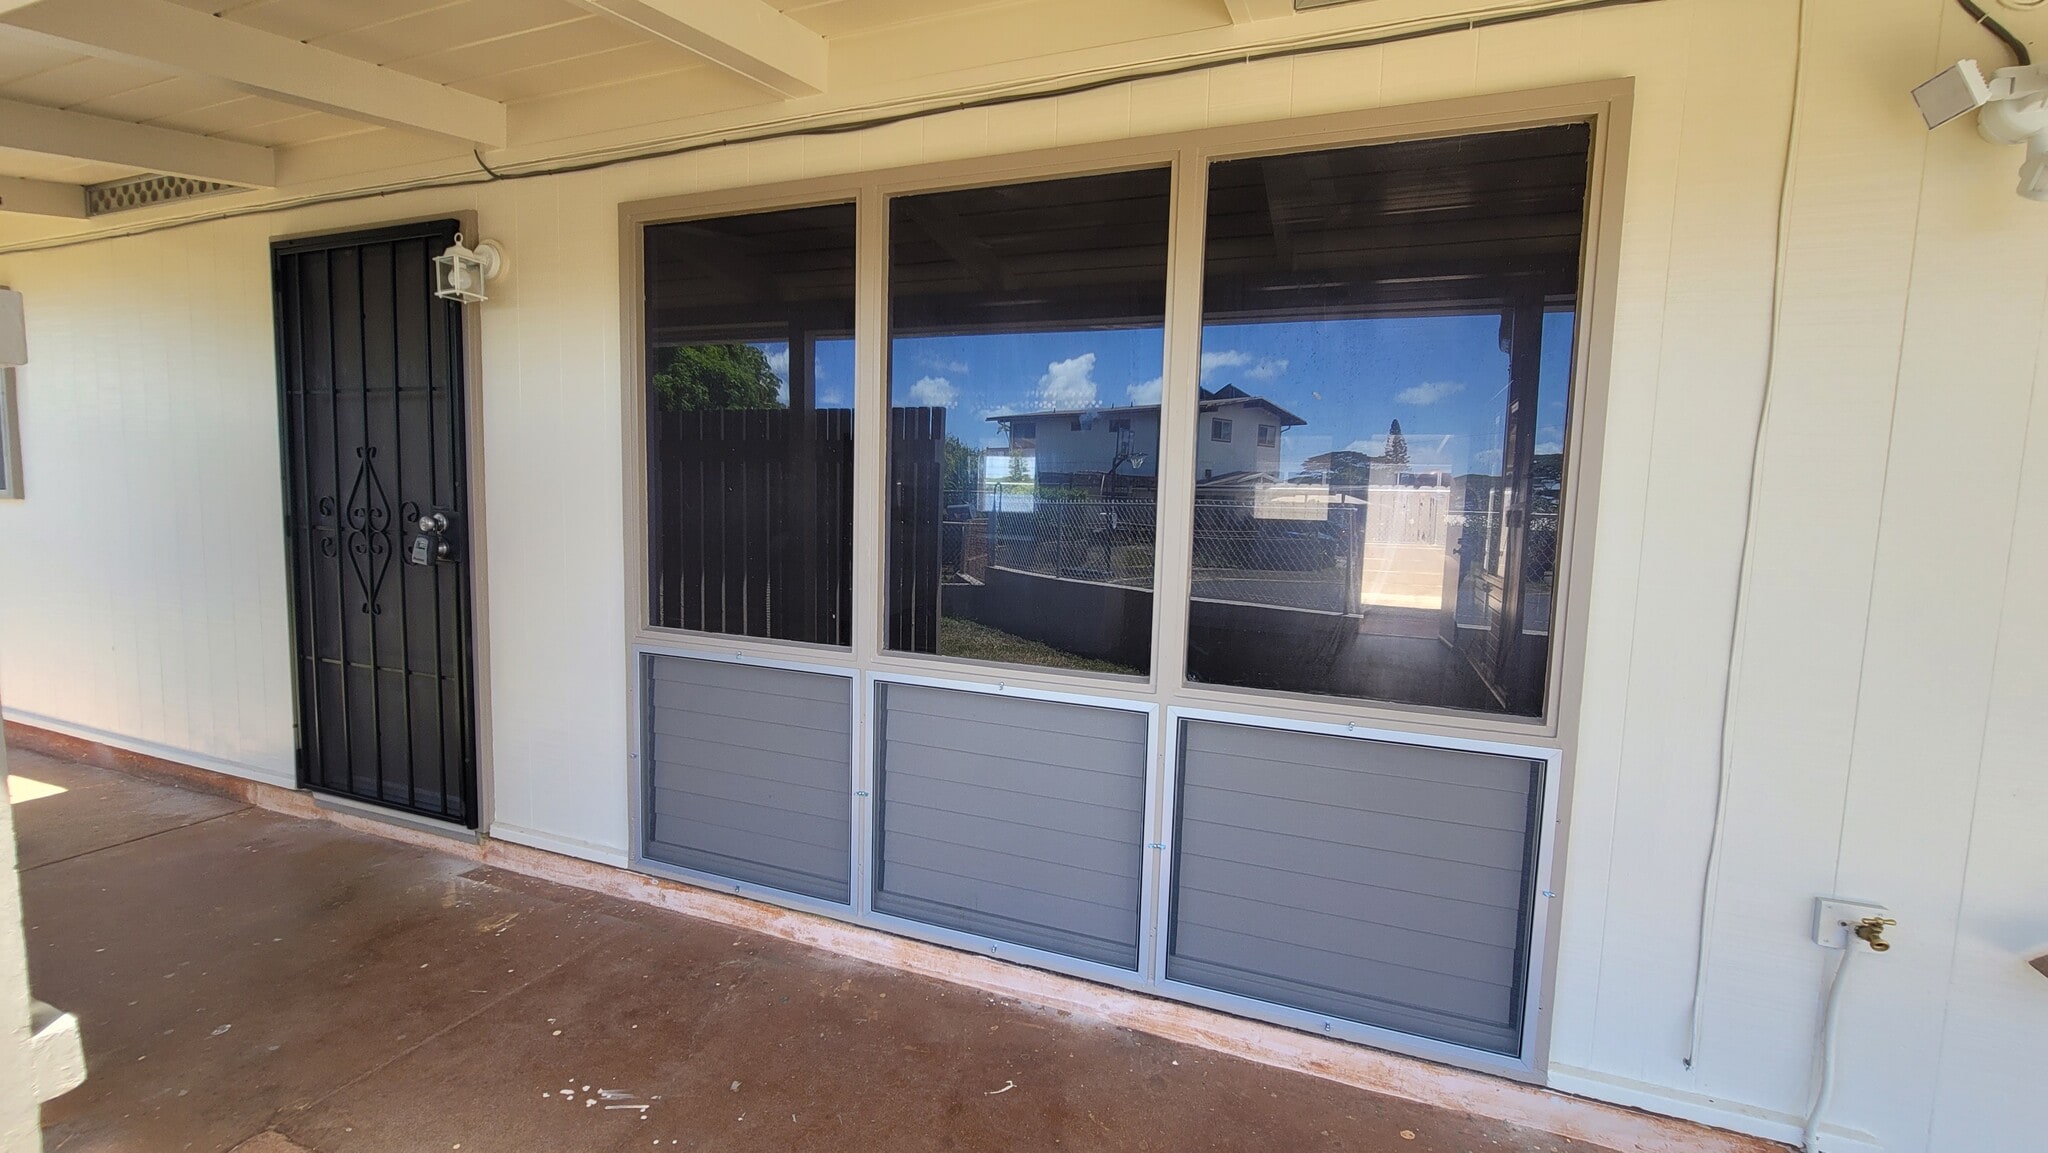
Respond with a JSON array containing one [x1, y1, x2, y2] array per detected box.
[[651, 343, 784, 411], [1382, 419, 1410, 466], [941, 435, 979, 500]]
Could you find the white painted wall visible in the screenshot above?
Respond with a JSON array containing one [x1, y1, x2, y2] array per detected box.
[[1, 2, 2044, 1150]]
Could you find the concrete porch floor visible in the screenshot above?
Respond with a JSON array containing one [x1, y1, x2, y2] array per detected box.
[[10, 746, 1622, 1153]]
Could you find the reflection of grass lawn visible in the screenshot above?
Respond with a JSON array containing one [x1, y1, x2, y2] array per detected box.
[[938, 617, 1142, 676]]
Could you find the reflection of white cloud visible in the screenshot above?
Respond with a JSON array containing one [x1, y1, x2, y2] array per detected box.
[[1395, 380, 1464, 406], [1201, 349, 1250, 377], [919, 353, 969, 375], [818, 390, 848, 407], [1036, 353, 1099, 409], [1200, 349, 1287, 382], [1245, 357, 1288, 381], [764, 346, 790, 378], [1473, 448, 1503, 469], [1126, 376, 1163, 406], [909, 375, 959, 407], [1536, 441, 1563, 455]]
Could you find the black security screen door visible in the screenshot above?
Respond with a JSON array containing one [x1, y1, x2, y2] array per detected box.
[[273, 220, 478, 826]]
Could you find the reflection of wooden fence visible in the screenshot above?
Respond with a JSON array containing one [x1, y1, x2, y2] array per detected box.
[[648, 407, 853, 644], [887, 407, 947, 653]]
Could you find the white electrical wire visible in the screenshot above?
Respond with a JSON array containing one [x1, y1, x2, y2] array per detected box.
[[1802, 944, 1857, 1153], [1680, 0, 1810, 1072]]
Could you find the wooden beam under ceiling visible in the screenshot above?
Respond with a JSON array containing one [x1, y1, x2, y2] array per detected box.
[[1223, 0, 1299, 23], [0, 97, 277, 187], [0, 0, 507, 147], [0, 173, 86, 217], [572, 0, 826, 98]]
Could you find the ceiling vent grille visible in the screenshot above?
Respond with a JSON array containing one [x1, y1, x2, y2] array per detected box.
[[85, 174, 235, 216]]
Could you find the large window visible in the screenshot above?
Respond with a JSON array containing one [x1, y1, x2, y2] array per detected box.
[[1185, 125, 1589, 717], [629, 107, 1607, 1073], [644, 203, 857, 645], [885, 168, 1173, 676]]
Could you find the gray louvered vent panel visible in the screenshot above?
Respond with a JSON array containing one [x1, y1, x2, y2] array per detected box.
[[874, 684, 1146, 969], [1168, 720, 1541, 1056], [643, 656, 851, 903]]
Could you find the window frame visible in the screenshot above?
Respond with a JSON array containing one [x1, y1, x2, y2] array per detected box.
[[0, 366, 21, 500], [1209, 417, 1231, 443], [619, 80, 1633, 1081], [621, 88, 1628, 732]]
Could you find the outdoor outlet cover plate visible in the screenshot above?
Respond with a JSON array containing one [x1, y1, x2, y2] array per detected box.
[[1814, 897, 1889, 950]]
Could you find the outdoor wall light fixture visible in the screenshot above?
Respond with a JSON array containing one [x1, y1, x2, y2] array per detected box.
[[433, 233, 505, 303], [1915, 58, 2048, 200]]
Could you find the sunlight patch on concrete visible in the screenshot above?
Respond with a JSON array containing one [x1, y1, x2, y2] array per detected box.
[[6, 775, 67, 803]]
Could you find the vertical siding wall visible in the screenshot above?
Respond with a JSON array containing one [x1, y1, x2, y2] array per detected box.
[[1, 2, 2044, 1149]]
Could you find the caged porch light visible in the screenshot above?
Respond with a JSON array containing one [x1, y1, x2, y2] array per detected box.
[[433, 233, 505, 302]]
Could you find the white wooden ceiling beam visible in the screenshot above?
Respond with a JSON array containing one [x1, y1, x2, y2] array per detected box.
[[1223, 0, 1299, 22], [0, 174, 86, 217], [573, 0, 826, 97], [0, 0, 507, 147], [0, 96, 276, 186]]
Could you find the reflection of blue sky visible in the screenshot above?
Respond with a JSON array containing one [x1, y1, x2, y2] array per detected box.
[[767, 311, 1576, 476], [752, 338, 858, 408]]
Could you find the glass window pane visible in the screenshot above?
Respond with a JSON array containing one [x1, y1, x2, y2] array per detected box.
[[886, 168, 1173, 676], [645, 203, 856, 645], [1186, 125, 1591, 717]]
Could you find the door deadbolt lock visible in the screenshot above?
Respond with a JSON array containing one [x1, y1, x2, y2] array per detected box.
[[406, 510, 458, 566]]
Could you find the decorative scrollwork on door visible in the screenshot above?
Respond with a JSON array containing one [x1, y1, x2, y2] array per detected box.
[[343, 446, 394, 615]]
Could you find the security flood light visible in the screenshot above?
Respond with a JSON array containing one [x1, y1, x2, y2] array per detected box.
[[433, 234, 505, 303], [1916, 57, 2048, 201], [1913, 59, 1995, 129]]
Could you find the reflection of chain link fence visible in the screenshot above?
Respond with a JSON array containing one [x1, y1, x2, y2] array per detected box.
[[937, 492, 1559, 623], [1189, 498, 1362, 613], [963, 496, 1157, 588]]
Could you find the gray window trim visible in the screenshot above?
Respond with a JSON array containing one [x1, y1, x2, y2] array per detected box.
[[0, 367, 22, 500]]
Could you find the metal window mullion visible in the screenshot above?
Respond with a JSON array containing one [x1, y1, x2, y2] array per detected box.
[[849, 187, 889, 916], [1141, 149, 1210, 982]]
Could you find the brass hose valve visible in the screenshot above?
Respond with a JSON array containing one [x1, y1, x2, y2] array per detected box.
[[1854, 916, 1897, 952]]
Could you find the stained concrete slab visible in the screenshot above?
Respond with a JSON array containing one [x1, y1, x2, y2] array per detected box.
[[7, 746, 243, 869], [16, 754, 1621, 1153]]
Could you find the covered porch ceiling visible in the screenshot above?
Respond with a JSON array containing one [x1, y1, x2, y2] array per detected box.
[[0, 0, 1347, 220]]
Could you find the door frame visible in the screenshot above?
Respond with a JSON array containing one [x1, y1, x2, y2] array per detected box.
[[268, 213, 496, 831]]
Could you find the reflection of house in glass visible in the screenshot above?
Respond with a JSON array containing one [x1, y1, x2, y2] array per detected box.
[[990, 384, 1305, 493]]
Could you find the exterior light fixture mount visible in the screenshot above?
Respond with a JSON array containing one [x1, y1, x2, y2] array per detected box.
[[433, 233, 505, 302], [1915, 58, 2048, 201]]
